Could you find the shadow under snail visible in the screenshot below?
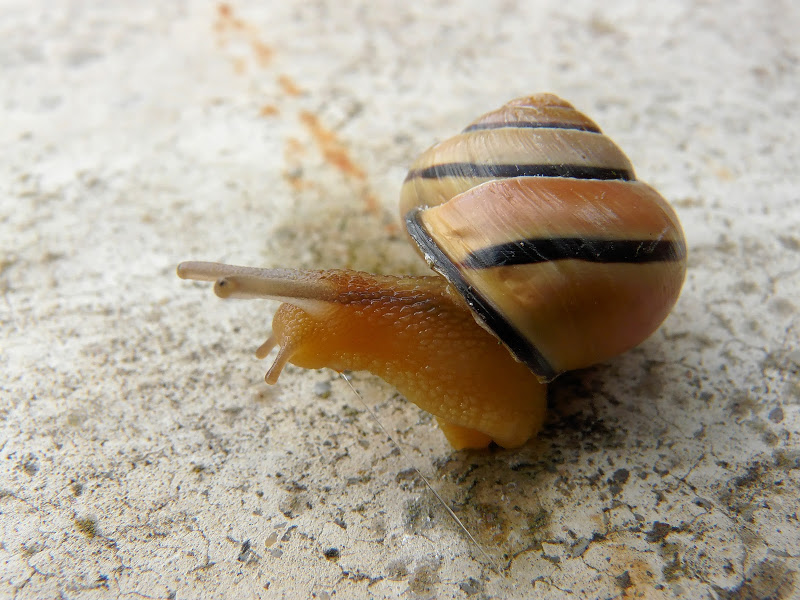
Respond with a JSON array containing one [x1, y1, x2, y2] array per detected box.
[[178, 94, 687, 450]]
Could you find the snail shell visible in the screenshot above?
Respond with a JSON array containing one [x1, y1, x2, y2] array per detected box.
[[400, 94, 686, 380], [177, 94, 687, 449]]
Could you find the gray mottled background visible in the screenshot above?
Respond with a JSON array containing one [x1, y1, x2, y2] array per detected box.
[[1, 1, 798, 598]]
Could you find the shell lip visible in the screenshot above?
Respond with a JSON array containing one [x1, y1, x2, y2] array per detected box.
[[405, 207, 557, 381]]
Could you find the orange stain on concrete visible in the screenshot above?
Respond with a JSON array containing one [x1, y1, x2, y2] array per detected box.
[[362, 192, 380, 215], [215, 3, 245, 31], [282, 138, 310, 191], [259, 104, 279, 117], [282, 170, 313, 192], [252, 40, 273, 66], [299, 111, 366, 180], [278, 74, 304, 97], [284, 137, 306, 156], [215, 3, 273, 68]]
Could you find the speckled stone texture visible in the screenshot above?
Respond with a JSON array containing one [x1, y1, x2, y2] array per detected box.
[[1, 1, 798, 598]]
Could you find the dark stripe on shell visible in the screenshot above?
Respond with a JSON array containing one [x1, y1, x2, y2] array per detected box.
[[463, 121, 601, 133], [405, 163, 633, 182], [462, 237, 686, 269], [405, 208, 557, 380]]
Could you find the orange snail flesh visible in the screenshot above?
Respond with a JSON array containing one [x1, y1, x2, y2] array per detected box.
[[178, 94, 687, 450]]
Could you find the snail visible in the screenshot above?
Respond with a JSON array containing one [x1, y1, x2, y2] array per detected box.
[[178, 94, 687, 450]]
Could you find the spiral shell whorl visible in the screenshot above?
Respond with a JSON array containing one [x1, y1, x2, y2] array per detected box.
[[399, 95, 635, 218], [401, 95, 687, 379], [463, 93, 603, 133]]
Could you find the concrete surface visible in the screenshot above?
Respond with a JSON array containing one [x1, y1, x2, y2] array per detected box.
[[1, 1, 798, 598]]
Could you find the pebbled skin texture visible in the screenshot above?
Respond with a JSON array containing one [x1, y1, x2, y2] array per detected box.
[[266, 270, 547, 449]]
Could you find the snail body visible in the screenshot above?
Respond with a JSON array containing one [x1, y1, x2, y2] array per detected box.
[[178, 94, 686, 450]]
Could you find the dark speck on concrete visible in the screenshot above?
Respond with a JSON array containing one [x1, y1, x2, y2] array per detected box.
[[646, 522, 673, 543], [768, 407, 784, 423], [616, 570, 633, 589], [459, 577, 482, 595]]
